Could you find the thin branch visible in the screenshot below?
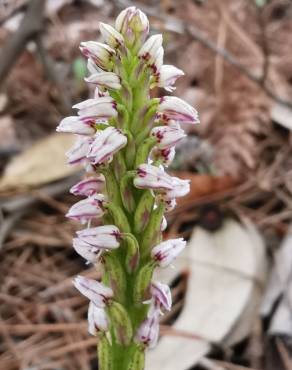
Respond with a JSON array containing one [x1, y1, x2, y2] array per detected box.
[[114, 0, 292, 109]]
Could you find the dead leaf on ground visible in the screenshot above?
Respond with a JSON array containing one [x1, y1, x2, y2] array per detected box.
[[0, 133, 78, 191]]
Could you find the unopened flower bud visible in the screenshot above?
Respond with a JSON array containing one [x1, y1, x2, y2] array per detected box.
[[73, 275, 113, 308], [66, 194, 106, 224], [88, 301, 109, 335], [151, 238, 186, 268], [80, 41, 115, 70], [115, 7, 149, 47], [87, 127, 127, 165], [70, 175, 105, 197], [56, 116, 96, 135]]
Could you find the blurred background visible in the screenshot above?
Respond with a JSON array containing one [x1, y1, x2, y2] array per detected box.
[[1, 0, 292, 369]]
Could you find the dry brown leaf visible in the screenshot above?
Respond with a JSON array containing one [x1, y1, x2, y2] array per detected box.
[[147, 219, 266, 370], [0, 133, 78, 191]]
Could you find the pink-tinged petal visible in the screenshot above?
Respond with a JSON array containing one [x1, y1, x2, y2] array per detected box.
[[88, 301, 109, 335], [135, 311, 160, 348], [77, 225, 121, 250], [70, 175, 105, 197], [87, 127, 127, 165], [73, 97, 117, 121], [85, 72, 121, 90], [66, 194, 106, 224], [151, 125, 186, 149], [151, 238, 186, 268], [56, 116, 96, 135], [99, 22, 124, 47], [66, 136, 93, 165], [151, 281, 172, 311], [80, 41, 115, 70], [158, 96, 199, 125], [73, 275, 113, 308], [73, 238, 101, 264]]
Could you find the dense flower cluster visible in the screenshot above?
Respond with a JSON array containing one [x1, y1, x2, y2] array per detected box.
[[57, 6, 199, 369]]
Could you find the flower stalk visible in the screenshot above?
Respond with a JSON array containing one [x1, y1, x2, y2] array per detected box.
[[57, 6, 199, 370]]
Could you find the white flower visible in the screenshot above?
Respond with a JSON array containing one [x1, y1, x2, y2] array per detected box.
[[156, 65, 184, 92], [157, 96, 199, 124], [73, 97, 117, 121], [135, 309, 160, 348], [99, 22, 124, 47], [73, 275, 113, 308], [151, 125, 185, 149], [87, 127, 127, 165], [56, 116, 96, 135], [88, 301, 109, 335], [80, 41, 115, 70], [73, 238, 101, 264], [70, 176, 105, 197], [134, 164, 190, 199], [77, 225, 121, 249], [151, 238, 186, 268], [66, 136, 93, 165], [85, 71, 121, 90], [66, 194, 106, 224], [151, 281, 172, 312]]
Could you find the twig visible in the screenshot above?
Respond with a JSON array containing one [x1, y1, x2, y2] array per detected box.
[[113, 0, 292, 109], [0, 0, 46, 86]]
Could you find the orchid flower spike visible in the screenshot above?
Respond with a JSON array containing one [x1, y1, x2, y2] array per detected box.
[[57, 5, 199, 366]]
